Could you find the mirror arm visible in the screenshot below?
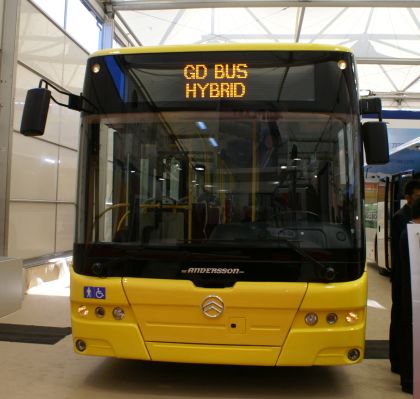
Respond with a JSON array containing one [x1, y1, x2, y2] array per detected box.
[[38, 79, 96, 113]]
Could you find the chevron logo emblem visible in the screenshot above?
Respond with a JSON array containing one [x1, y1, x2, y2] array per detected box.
[[201, 295, 224, 318]]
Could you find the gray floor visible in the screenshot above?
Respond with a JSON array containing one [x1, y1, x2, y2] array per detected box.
[[0, 264, 412, 398]]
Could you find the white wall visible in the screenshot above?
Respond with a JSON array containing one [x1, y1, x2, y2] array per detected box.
[[0, 0, 3, 45], [8, 0, 87, 259]]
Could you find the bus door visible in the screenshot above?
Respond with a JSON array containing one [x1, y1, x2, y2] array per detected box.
[[391, 172, 414, 215], [376, 178, 388, 273], [376, 172, 413, 274]]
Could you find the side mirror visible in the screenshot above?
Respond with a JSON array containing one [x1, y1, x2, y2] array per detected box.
[[20, 88, 51, 136], [362, 121, 389, 164], [360, 97, 383, 116]]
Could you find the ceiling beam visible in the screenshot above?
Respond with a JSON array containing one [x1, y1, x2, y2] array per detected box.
[[246, 8, 278, 42], [115, 11, 143, 46], [356, 58, 420, 65], [106, 1, 420, 11], [294, 7, 305, 42], [86, 0, 106, 18], [373, 92, 420, 101], [159, 9, 185, 45]]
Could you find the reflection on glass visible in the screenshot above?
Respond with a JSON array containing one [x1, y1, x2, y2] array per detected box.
[[87, 110, 359, 251]]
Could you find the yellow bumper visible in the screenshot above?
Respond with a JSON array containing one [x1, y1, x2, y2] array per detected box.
[[70, 268, 366, 366]]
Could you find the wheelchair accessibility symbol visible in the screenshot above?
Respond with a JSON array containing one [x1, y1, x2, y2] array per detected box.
[[84, 286, 106, 300]]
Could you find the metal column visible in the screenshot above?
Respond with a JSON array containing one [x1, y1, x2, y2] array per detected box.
[[0, 0, 21, 256], [101, 4, 115, 49]]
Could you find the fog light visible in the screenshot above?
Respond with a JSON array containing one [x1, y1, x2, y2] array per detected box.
[[112, 307, 125, 320], [95, 307, 105, 318], [326, 313, 338, 325], [346, 311, 359, 324], [77, 305, 89, 317], [304, 312, 318, 326], [347, 348, 360, 361], [75, 339, 86, 352]]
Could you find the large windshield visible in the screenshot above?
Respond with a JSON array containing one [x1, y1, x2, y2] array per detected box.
[[75, 48, 364, 283]]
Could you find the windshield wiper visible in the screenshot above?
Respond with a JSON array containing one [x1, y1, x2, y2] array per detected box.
[[84, 240, 336, 281], [279, 239, 337, 282], [209, 238, 337, 282], [86, 246, 249, 277]]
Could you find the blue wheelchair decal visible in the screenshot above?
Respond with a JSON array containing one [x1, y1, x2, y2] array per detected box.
[[84, 286, 106, 300]]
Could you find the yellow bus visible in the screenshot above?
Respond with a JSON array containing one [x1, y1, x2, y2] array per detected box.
[[21, 43, 388, 366]]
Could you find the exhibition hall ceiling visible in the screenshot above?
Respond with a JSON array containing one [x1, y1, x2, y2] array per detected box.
[[97, 1, 420, 108]]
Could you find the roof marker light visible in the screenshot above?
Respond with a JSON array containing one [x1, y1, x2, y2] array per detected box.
[[337, 60, 347, 70]]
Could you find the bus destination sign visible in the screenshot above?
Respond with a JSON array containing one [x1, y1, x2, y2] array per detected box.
[[183, 63, 248, 99]]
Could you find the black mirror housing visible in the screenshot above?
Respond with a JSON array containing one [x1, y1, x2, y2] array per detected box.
[[20, 88, 51, 136], [362, 121, 389, 164], [360, 97, 383, 117]]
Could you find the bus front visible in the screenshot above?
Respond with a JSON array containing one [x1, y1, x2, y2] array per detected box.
[[71, 44, 366, 366]]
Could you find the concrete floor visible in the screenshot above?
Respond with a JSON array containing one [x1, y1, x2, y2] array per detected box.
[[0, 264, 412, 398]]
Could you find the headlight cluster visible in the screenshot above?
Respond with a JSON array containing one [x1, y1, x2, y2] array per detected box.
[[303, 310, 362, 362], [304, 311, 360, 326], [77, 305, 125, 320]]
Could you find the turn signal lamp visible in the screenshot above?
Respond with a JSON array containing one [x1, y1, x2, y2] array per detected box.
[[346, 311, 359, 324], [77, 305, 89, 317]]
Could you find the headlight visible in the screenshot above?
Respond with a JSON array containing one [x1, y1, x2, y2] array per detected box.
[[326, 313, 338, 325], [112, 307, 125, 320], [304, 312, 318, 326]]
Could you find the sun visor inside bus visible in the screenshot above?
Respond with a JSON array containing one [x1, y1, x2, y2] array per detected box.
[[20, 88, 51, 136]]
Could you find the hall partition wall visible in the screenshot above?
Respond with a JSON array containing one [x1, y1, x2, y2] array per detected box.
[[8, 0, 88, 261]]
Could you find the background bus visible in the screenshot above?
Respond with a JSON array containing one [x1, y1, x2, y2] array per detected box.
[[21, 43, 387, 366], [365, 134, 420, 274]]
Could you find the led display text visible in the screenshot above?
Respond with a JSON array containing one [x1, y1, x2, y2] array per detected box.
[[183, 63, 248, 99]]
